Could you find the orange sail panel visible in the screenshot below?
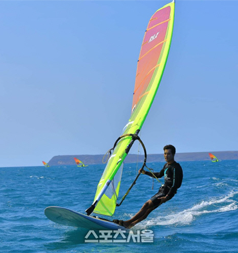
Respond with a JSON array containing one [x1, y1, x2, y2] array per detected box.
[[132, 6, 172, 113], [42, 161, 49, 167], [74, 157, 88, 167], [208, 153, 219, 162], [74, 157, 82, 165]]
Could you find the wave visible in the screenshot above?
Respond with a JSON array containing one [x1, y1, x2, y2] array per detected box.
[[142, 191, 238, 227]]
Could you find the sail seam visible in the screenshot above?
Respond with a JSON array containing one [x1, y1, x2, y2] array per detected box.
[[139, 39, 167, 61], [147, 18, 171, 32], [133, 64, 161, 96]]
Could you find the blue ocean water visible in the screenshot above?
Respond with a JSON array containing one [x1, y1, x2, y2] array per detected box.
[[0, 160, 238, 252]]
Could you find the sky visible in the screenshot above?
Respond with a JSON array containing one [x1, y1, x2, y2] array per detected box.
[[0, 0, 237, 167]]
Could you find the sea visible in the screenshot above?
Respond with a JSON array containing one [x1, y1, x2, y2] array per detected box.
[[0, 160, 238, 253]]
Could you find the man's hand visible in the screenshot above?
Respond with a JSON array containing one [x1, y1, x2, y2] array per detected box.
[[139, 168, 145, 174], [160, 196, 167, 204]]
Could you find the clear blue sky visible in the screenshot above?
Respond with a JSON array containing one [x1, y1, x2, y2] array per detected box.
[[0, 0, 237, 167]]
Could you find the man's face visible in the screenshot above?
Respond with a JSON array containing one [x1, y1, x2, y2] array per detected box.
[[164, 149, 174, 163]]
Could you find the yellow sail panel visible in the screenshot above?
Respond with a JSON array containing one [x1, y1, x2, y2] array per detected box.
[[93, 159, 124, 216], [94, 174, 122, 216], [92, 1, 175, 216]]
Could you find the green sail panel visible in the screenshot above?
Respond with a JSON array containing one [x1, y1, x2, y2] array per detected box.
[[93, 1, 175, 216]]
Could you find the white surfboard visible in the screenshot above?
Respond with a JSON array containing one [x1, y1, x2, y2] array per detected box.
[[44, 206, 126, 230]]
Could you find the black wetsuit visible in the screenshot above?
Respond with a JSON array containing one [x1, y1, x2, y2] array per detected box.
[[144, 161, 183, 207]]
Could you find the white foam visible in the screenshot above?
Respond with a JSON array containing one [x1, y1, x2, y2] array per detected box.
[[30, 175, 44, 180], [141, 191, 238, 227], [214, 182, 228, 187]]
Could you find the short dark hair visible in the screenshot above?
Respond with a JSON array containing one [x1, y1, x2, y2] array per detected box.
[[163, 144, 176, 155]]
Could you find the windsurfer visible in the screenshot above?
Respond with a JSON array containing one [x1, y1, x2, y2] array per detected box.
[[113, 144, 183, 228]]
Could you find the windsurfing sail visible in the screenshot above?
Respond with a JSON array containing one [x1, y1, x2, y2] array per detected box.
[[42, 161, 50, 167], [74, 157, 88, 167], [208, 153, 219, 162], [86, 1, 175, 217]]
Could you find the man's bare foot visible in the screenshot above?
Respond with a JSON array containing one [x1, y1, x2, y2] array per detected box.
[[122, 221, 134, 229]]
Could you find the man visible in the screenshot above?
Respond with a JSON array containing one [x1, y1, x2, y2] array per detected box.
[[113, 144, 183, 228]]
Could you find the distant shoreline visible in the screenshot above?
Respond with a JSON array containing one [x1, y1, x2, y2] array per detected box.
[[48, 151, 238, 166]]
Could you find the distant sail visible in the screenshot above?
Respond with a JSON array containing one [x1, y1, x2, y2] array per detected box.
[[42, 161, 50, 167], [208, 153, 219, 162], [74, 157, 88, 167]]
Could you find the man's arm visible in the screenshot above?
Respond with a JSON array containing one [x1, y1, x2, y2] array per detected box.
[[139, 168, 164, 178]]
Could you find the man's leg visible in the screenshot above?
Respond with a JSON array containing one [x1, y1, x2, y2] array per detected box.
[[123, 200, 157, 228]]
